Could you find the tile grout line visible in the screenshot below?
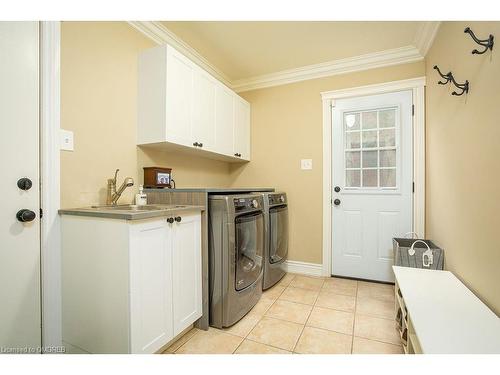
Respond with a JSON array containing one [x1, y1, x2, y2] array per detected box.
[[173, 328, 201, 354], [234, 286, 282, 353], [244, 337, 292, 353], [352, 282, 404, 349], [234, 274, 296, 354], [351, 281, 358, 354], [232, 296, 272, 354], [291, 277, 325, 353]]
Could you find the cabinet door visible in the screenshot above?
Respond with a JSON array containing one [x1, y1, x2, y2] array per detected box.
[[166, 46, 194, 147], [233, 97, 251, 161], [129, 219, 173, 354], [215, 84, 234, 156], [192, 70, 216, 151], [171, 213, 202, 336]]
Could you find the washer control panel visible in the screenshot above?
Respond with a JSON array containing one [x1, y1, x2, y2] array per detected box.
[[268, 193, 287, 206], [233, 196, 262, 211]]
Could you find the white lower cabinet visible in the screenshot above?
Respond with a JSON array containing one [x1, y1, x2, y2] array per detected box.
[[61, 211, 202, 354], [171, 214, 203, 334]]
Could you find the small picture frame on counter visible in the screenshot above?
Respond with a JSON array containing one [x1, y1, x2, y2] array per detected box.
[[143, 167, 172, 189]]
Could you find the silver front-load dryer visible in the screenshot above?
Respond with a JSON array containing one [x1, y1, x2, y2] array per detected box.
[[208, 194, 264, 328], [258, 192, 288, 290]]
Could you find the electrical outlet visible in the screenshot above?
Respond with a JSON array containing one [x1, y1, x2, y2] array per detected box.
[[60, 129, 74, 151], [301, 159, 313, 170]]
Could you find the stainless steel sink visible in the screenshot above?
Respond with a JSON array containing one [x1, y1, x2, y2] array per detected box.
[[90, 204, 163, 211], [110, 205, 165, 211], [89, 204, 188, 211]]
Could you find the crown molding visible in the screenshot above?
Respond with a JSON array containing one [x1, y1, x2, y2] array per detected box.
[[414, 21, 441, 57], [129, 21, 428, 94], [128, 21, 232, 87], [232, 46, 423, 92]]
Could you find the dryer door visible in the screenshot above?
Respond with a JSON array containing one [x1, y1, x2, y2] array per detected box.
[[269, 205, 289, 264], [234, 211, 264, 291]]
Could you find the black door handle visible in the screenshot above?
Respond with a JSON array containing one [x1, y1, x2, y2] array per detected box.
[[198, 143, 203, 148], [333, 199, 341, 206], [167, 217, 174, 224], [334, 186, 341, 193], [17, 178, 33, 191], [17, 209, 36, 222], [175, 216, 182, 222]]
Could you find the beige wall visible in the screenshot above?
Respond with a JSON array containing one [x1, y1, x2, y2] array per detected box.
[[230, 62, 425, 264], [61, 22, 231, 208], [425, 22, 500, 315]]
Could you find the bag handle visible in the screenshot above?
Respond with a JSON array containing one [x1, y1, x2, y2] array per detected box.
[[408, 240, 434, 268]]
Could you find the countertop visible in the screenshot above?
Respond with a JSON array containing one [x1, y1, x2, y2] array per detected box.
[[59, 204, 204, 221], [393, 266, 500, 354], [143, 187, 275, 193]]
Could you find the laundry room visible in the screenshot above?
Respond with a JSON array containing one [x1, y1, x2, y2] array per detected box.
[[1, 1, 499, 374]]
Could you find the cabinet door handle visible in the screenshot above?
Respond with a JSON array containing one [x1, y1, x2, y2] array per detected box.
[[198, 143, 203, 148], [193, 142, 199, 147], [174, 216, 182, 222], [167, 217, 174, 223], [234, 153, 241, 157]]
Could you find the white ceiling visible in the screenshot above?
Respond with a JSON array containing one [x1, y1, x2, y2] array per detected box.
[[162, 21, 426, 81]]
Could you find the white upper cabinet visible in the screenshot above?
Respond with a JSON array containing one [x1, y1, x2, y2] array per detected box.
[[233, 97, 251, 161], [215, 85, 235, 156], [138, 44, 250, 162], [192, 70, 217, 151], [165, 47, 195, 147]]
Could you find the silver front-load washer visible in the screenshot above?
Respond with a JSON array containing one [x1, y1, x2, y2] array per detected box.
[[259, 192, 288, 290], [208, 194, 264, 328]]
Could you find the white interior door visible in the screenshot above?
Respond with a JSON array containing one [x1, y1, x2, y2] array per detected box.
[[332, 90, 413, 282], [0, 22, 41, 350]]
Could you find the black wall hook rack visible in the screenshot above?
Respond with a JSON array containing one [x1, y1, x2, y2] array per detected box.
[[433, 65, 469, 96], [464, 27, 494, 55]]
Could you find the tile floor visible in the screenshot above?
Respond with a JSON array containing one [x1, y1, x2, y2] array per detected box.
[[163, 273, 403, 354]]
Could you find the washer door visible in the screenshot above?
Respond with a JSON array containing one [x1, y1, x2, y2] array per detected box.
[[269, 205, 288, 264], [234, 211, 264, 291]]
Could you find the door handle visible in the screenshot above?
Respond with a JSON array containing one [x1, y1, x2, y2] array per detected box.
[[17, 177, 33, 191], [333, 199, 341, 206], [334, 186, 341, 193], [174, 216, 182, 222], [16, 209, 36, 222], [167, 217, 174, 224]]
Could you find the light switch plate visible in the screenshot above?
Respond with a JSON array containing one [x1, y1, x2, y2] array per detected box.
[[60, 129, 74, 151], [301, 159, 313, 170]]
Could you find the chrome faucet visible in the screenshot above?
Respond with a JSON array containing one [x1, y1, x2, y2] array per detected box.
[[106, 169, 134, 206]]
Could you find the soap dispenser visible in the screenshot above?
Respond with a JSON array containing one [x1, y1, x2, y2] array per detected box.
[[135, 185, 147, 206]]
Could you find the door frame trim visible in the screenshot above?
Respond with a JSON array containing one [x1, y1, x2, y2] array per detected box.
[[320, 77, 426, 277], [40, 21, 62, 347]]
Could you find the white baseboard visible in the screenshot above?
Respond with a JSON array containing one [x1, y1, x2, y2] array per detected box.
[[284, 260, 323, 277]]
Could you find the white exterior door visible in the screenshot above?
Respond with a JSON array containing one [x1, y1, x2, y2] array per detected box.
[[332, 91, 413, 282], [0, 22, 41, 351], [171, 213, 202, 336]]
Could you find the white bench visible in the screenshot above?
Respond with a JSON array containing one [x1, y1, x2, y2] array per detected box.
[[393, 266, 500, 354]]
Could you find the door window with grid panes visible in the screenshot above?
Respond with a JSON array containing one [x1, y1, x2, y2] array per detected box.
[[343, 107, 399, 189]]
